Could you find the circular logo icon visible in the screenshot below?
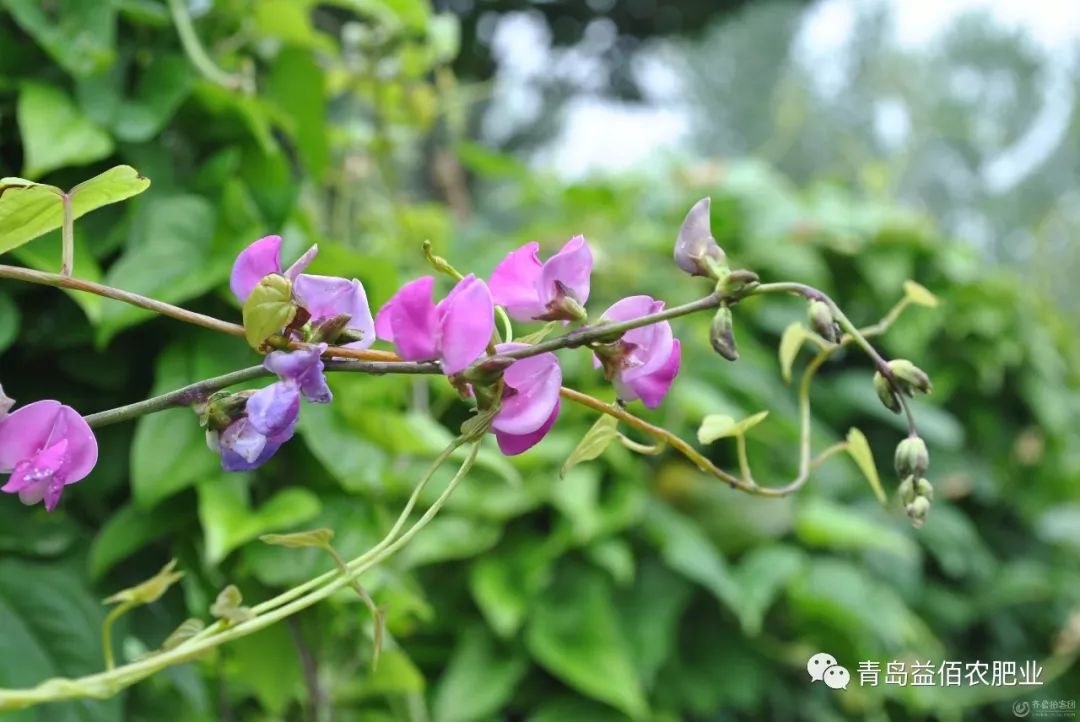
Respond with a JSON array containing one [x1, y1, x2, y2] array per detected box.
[[1013, 700, 1031, 718]]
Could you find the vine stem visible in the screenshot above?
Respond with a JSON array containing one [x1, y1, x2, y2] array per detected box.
[[0, 441, 481, 711], [166, 0, 251, 92], [60, 195, 74, 277]]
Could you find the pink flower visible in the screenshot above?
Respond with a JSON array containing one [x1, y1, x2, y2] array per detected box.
[[375, 275, 494, 375], [0, 400, 98, 511], [489, 235, 592, 322], [293, 275, 376, 349], [490, 343, 562, 455], [674, 197, 726, 278], [230, 235, 318, 303], [595, 296, 682, 408]]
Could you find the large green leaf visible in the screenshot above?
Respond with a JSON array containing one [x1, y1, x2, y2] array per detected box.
[[77, 54, 194, 143], [0, 291, 19, 353], [197, 475, 322, 565], [0, 559, 123, 722], [0, 165, 150, 256], [433, 627, 528, 722], [228, 625, 303, 714], [2, 0, 116, 77], [16, 82, 114, 179], [88, 502, 188, 579], [526, 567, 648, 719]]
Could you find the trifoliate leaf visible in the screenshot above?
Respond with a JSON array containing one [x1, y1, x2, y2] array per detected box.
[[242, 274, 296, 349], [560, 414, 619, 479], [846, 428, 886, 504], [697, 411, 769, 444]]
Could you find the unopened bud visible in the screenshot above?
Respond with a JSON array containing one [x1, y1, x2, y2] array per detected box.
[[312, 313, 353, 343], [898, 476, 916, 505], [674, 197, 727, 278], [894, 436, 929, 478], [905, 495, 931, 528], [709, 305, 739, 362], [537, 282, 588, 323], [807, 300, 838, 343], [462, 354, 516, 385], [873, 372, 902, 414], [0, 383, 13, 420], [915, 477, 934, 502], [716, 269, 759, 297], [888, 359, 932, 395]]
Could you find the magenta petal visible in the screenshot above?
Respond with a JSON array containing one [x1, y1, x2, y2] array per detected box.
[[496, 401, 559, 456], [43, 478, 65, 512], [384, 276, 440, 361], [492, 344, 562, 435], [0, 400, 62, 473], [488, 242, 546, 321], [294, 274, 375, 349], [284, 244, 319, 281], [601, 295, 656, 324], [54, 406, 98, 484], [539, 234, 592, 306], [437, 275, 494, 375], [622, 318, 673, 382], [2, 439, 68, 493], [626, 339, 681, 408], [230, 235, 284, 302]]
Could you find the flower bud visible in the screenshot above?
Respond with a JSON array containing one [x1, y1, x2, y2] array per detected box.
[[709, 305, 739, 362], [807, 300, 838, 343], [915, 477, 934, 502], [873, 371, 901, 414], [905, 495, 931, 528], [888, 359, 932, 395], [894, 436, 929, 478], [898, 476, 915, 505], [716, 269, 759, 297], [536, 281, 589, 323], [674, 197, 727, 278], [0, 383, 13, 420], [311, 313, 353, 344]]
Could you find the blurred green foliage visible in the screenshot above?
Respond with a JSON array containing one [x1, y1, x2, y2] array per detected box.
[[1, 1, 1079, 721]]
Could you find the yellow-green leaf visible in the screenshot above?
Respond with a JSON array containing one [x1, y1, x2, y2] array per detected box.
[[242, 274, 296, 349], [846, 428, 886, 504], [104, 559, 184, 606], [0, 165, 150, 255], [698, 411, 769, 444], [560, 414, 619, 479], [903, 280, 939, 308], [778, 322, 808, 383], [260, 528, 335, 549], [211, 584, 255, 624], [161, 618, 206, 651]]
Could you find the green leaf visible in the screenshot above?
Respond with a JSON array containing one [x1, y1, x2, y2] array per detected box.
[[0, 165, 149, 254], [98, 194, 220, 342], [197, 475, 322, 565], [846, 427, 886, 504], [697, 410, 769, 444], [297, 402, 389, 492], [795, 497, 918, 560], [229, 625, 303, 714], [778, 321, 807, 383], [3, 0, 116, 77], [903, 279, 940, 308], [210, 584, 254, 624], [469, 536, 558, 639], [0, 292, 19, 353], [88, 502, 187, 579], [400, 516, 502, 568], [242, 274, 297, 349], [433, 627, 527, 722], [0, 558, 123, 722], [104, 560, 184, 605], [80, 54, 195, 143], [730, 545, 804, 636], [260, 528, 335, 549], [560, 414, 619, 478], [526, 567, 648, 719], [16, 82, 114, 178], [266, 47, 329, 178]]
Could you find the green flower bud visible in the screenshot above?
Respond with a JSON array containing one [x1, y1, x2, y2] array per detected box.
[[709, 305, 739, 362], [874, 371, 902, 414], [807, 300, 838, 343], [915, 477, 934, 502], [894, 436, 929, 478], [905, 495, 931, 528], [898, 476, 916, 505], [888, 359, 933, 395]]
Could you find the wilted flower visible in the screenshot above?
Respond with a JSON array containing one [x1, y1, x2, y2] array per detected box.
[[594, 296, 682, 408], [375, 275, 494, 375], [218, 344, 331, 471], [230, 235, 318, 303], [674, 198, 726, 278], [489, 343, 562, 455], [489, 236, 592, 322], [0, 400, 98, 511]]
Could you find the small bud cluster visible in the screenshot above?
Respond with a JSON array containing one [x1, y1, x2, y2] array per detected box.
[[874, 359, 932, 415], [895, 435, 933, 527]]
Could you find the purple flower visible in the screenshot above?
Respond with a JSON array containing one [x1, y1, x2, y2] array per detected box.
[[489, 235, 592, 322], [490, 343, 562, 455], [293, 275, 376, 349], [217, 344, 331, 471], [595, 296, 682, 408], [374, 275, 494, 375], [0, 400, 98, 511], [0, 384, 13, 420], [230, 235, 318, 303], [674, 198, 726, 278]]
